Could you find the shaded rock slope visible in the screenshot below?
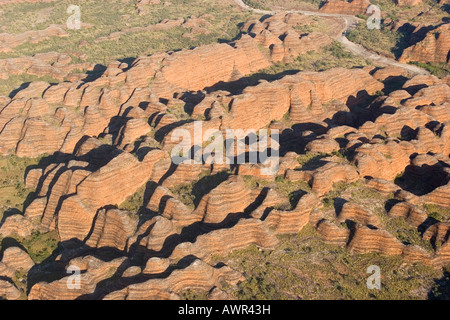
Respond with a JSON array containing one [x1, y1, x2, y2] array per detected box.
[[0, 11, 449, 300]]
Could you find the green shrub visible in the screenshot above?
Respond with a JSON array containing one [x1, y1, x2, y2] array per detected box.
[[408, 62, 450, 78]]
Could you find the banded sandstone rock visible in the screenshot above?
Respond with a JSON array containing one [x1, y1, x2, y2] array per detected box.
[[310, 162, 359, 195], [337, 202, 382, 228], [348, 225, 405, 255], [104, 259, 243, 300], [317, 220, 351, 246], [265, 193, 319, 234], [28, 256, 127, 300], [319, 0, 371, 15], [169, 219, 279, 263], [399, 24, 450, 65], [0, 214, 34, 238], [1, 247, 34, 273]]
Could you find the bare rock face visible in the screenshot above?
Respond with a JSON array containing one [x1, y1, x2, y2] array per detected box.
[[129, 215, 179, 256], [399, 24, 450, 65], [143, 257, 170, 275], [311, 162, 359, 195], [0, 52, 93, 81], [319, 0, 371, 15], [265, 193, 319, 234], [394, 0, 423, 5], [289, 68, 384, 106], [170, 219, 279, 263], [241, 13, 333, 63], [317, 220, 351, 246], [425, 222, 450, 267], [157, 67, 383, 155], [352, 140, 415, 181], [404, 83, 450, 108], [1, 7, 450, 300], [57, 150, 164, 241], [85, 209, 138, 251], [372, 66, 409, 81], [0, 12, 339, 159], [195, 176, 253, 226], [423, 222, 450, 245], [0, 214, 34, 238], [28, 256, 127, 300], [23, 139, 166, 241], [352, 77, 450, 181], [306, 135, 341, 153], [348, 225, 405, 255], [365, 178, 400, 196], [1, 247, 35, 273], [144, 34, 272, 99], [337, 202, 381, 228], [104, 259, 243, 300], [0, 280, 21, 300], [434, 241, 450, 268], [403, 245, 433, 265], [359, 108, 434, 140], [146, 186, 197, 225], [388, 202, 428, 228], [223, 81, 291, 130], [421, 182, 450, 208], [0, 24, 68, 53]]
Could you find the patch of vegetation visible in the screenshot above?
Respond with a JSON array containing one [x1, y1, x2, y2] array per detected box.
[[216, 225, 442, 299], [0, 0, 256, 96], [0, 155, 46, 221], [319, 178, 434, 252], [245, 41, 371, 85], [236, 270, 289, 300], [242, 0, 323, 11], [345, 0, 448, 63], [117, 183, 155, 225], [119, 184, 146, 213], [296, 42, 372, 72], [166, 103, 190, 120], [0, 0, 253, 63], [170, 170, 232, 210], [21, 230, 59, 263], [409, 62, 450, 78], [297, 151, 347, 171], [242, 0, 271, 10], [371, 0, 448, 23], [350, 184, 388, 203], [6, 230, 60, 264], [297, 152, 327, 168], [178, 288, 210, 300], [346, 21, 409, 59], [429, 265, 450, 300], [321, 179, 390, 212], [383, 214, 434, 251], [170, 183, 196, 210], [278, 111, 292, 127], [293, 15, 338, 35], [322, 181, 352, 209], [11, 268, 28, 300], [242, 175, 311, 205], [423, 204, 450, 222]]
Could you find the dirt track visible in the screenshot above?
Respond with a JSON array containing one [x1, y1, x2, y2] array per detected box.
[[233, 0, 429, 75]]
